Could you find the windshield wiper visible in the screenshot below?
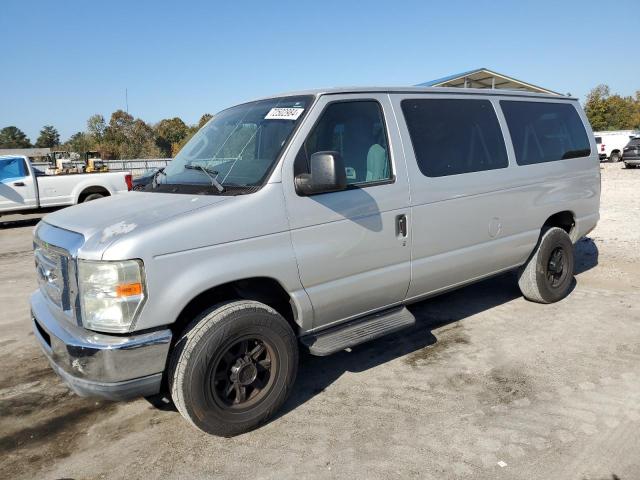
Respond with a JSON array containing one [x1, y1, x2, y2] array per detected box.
[[184, 164, 225, 193]]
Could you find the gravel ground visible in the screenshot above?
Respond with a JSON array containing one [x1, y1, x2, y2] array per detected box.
[[0, 164, 639, 480]]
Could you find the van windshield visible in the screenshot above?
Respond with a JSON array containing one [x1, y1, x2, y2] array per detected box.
[[154, 95, 312, 195]]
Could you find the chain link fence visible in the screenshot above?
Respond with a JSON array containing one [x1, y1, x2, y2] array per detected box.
[[102, 159, 172, 177], [32, 158, 173, 177]]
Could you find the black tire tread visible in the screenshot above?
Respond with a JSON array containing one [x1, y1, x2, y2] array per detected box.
[[518, 227, 574, 304], [168, 300, 297, 436]]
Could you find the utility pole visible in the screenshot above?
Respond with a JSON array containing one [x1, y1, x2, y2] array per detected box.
[[125, 88, 129, 114]]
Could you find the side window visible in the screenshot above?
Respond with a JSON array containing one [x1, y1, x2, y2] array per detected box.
[[296, 101, 392, 185], [500, 101, 591, 165], [401, 99, 508, 177], [0, 157, 27, 181]]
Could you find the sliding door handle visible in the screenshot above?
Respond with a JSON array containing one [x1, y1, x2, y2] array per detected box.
[[396, 214, 408, 238]]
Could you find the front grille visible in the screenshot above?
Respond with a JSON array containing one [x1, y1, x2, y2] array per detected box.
[[33, 222, 84, 325]]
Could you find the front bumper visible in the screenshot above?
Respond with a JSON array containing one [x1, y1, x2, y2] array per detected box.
[[31, 289, 172, 400]]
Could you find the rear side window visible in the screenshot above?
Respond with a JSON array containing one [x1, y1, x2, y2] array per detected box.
[[401, 99, 508, 177], [501, 101, 590, 165]]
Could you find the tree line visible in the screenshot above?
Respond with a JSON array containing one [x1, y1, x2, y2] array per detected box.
[[1, 84, 639, 159], [583, 85, 640, 132], [0, 110, 212, 159]]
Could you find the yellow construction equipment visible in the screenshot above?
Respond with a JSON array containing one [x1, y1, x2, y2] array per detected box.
[[83, 151, 108, 173], [49, 151, 81, 174]]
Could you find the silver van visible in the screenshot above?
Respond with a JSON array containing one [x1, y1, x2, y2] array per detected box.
[[31, 87, 600, 436]]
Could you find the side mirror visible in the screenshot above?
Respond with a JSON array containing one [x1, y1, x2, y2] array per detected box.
[[295, 151, 348, 195]]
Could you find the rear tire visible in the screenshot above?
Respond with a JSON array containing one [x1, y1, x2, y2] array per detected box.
[[169, 300, 298, 437], [518, 227, 574, 304], [610, 152, 621, 163], [82, 193, 104, 202]]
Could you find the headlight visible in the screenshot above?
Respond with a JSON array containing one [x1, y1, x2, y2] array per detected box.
[[78, 259, 146, 333]]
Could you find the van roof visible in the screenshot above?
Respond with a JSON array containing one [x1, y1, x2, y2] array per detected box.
[[253, 86, 575, 102]]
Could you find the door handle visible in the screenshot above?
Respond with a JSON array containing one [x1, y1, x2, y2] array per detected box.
[[396, 214, 408, 238], [13, 181, 25, 187]]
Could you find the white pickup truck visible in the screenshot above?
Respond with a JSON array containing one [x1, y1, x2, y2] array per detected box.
[[593, 130, 639, 162], [0, 155, 132, 215]]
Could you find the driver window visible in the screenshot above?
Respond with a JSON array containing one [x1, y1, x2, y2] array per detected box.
[[296, 100, 392, 185], [0, 157, 28, 182]]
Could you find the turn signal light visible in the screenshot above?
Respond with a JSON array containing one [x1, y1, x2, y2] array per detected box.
[[116, 282, 143, 297]]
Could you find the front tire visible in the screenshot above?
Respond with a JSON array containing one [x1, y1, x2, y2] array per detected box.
[[169, 300, 298, 437], [518, 227, 575, 304]]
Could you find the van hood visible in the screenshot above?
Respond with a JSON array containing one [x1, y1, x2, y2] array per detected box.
[[43, 191, 229, 248]]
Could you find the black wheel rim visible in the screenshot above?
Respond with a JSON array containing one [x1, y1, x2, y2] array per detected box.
[[546, 246, 568, 288], [208, 336, 276, 410]]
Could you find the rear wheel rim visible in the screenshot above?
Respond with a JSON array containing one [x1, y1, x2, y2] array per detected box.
[[546, 246, 568, 288], [208, 336, 277, 411]]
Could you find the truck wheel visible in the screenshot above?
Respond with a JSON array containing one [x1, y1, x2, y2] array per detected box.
[[610, 152, 621, 163], [518, 227, 574, 304], [169, 300, 298, 437], [82, 193, 104, 202]]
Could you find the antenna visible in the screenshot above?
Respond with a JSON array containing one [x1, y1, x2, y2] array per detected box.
[[125, 88, 129, 114]]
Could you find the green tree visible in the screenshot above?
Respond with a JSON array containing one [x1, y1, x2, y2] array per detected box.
[[0, 126, 31, 148], [102, 110, 135, 158], [198, 113, 213, 128], [108, 110, 135, 131], [87, 114, 106, 143], [35, 125, 60, 148], [64, 131, 94, 156], [155, 117, 188, 157], [170, 114, 214, 156], [171, 125, 198, 156], [584, 85, 610, 131], [121, 119, 160, 159], [584, 84, 639, 131], [632, 91, 640, 130], [98, 110, 160, 159]]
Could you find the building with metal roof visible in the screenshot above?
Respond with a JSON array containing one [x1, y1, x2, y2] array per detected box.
[[417, 68, 561, 95], [0, 147, 51, 161]]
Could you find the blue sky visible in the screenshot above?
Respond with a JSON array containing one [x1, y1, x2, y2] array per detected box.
[[2, 0, 638, 142]]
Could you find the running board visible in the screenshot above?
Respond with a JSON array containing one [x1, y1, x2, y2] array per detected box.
[[301, 306, 416, 356]]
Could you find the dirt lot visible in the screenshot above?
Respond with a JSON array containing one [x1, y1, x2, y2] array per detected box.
[[1, 164, 639, 480]]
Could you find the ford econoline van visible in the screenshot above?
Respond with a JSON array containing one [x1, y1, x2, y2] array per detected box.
[[31, 87, 600, 436]]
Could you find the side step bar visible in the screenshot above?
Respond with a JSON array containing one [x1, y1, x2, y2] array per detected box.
[[300, 306, 416, 356]]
